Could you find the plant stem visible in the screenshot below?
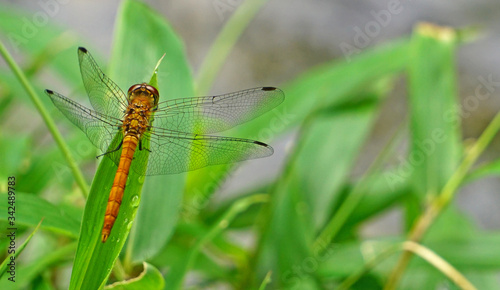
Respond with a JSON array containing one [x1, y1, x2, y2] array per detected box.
[[384, 110, 500, 289], [112, 258, 127, 282], [0, 40, 89, 196], [402, 242, 476, 290], [258, 271, 273, 290]]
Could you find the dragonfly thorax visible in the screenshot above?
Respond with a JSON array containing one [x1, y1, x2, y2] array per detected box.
[[122, 99, 153, 137]]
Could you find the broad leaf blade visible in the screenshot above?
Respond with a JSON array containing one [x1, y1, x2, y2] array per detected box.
[[257, 87, 386, 289], [0, 242, 76, 288], [0, 219, 42, 278], [0, 193, 80, 238], [69, 152, 145, 289], [408, 23, 462, 200]]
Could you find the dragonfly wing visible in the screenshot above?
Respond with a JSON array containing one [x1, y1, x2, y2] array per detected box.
[[46, 89, 123, 167], [152, 87, 284, 134], [130, 129, 274, 176], [78, 47, 128, 120]]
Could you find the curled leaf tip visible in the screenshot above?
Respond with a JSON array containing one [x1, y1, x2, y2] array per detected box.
[[416, 22, 456, 42]]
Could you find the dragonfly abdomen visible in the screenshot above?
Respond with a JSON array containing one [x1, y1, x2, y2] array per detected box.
[[101, 134, 139, 243], [101, 96, 154, 242]]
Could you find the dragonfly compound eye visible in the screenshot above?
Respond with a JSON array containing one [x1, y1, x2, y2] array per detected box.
[[127, 84, 142, 96], [145, 85, 160, 106]]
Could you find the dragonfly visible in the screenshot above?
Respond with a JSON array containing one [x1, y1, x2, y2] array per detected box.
[[45, 47, 284, 242]]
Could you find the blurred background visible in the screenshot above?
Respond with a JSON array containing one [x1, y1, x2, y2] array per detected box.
[[2, 0, 500, 288], [4, 0, 500, 236]]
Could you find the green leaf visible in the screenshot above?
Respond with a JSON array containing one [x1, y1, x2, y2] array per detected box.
[[345, 170, 410, 226], [195, 0, 270, 95], [105, 263, 164, 290], [407, 23, 462, 200], [148, 53, 166, 89], [149, 225, 232, 282], [0, 242, 76, 288], [202, 185, 271, 229], [401, 208, 499, 288], [461, 272, 498, 289], [69, 154, 144, 289], [430, 232, 500, 270], [108, 0, 194, 264], [0, 5, 82, 86], [256, 91, 382, 288], [0, 219, 42, 278], [0, 193, 80, 238], [0, 134, 30, 180], [464, 159, 500, 184], [165, 194, 268, 289], [0, 37, 90, 195], [258, 271, 272, 290], [317, 238, 400, 282], [69, 0, 195, 287], [17, 133, 94, 194]]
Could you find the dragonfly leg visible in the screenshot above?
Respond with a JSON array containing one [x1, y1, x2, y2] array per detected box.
[[138, 139, 152, 153], [139, 140, 152, 152], [96, 140, 123, 159]]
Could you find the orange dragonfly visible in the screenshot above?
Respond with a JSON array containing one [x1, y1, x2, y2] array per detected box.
[[46, 47, 284, 242]]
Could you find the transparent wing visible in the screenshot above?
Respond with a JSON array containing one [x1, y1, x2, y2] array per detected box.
[[152, 87, 284, 134], [46, 89, 276, 176], [46, 90, 273, 176], [131, 128, 274, 176], [78, 47, 128, 120], [45, 89, 123, 165]]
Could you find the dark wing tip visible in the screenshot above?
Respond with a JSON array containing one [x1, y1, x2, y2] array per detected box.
[[253, 141, 274, 155], [262, 87, 285, 101], [253, 140, 268, 146], [253, 141, 274, 157], [45, 89, 54, 94], [78, 47, 88, 53]]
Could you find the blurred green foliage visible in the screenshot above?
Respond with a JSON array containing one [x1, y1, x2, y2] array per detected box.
[[1, 1, 500, 289]]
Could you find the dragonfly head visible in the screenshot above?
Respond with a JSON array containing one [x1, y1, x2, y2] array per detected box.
[[127, 83, 159, 107]]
